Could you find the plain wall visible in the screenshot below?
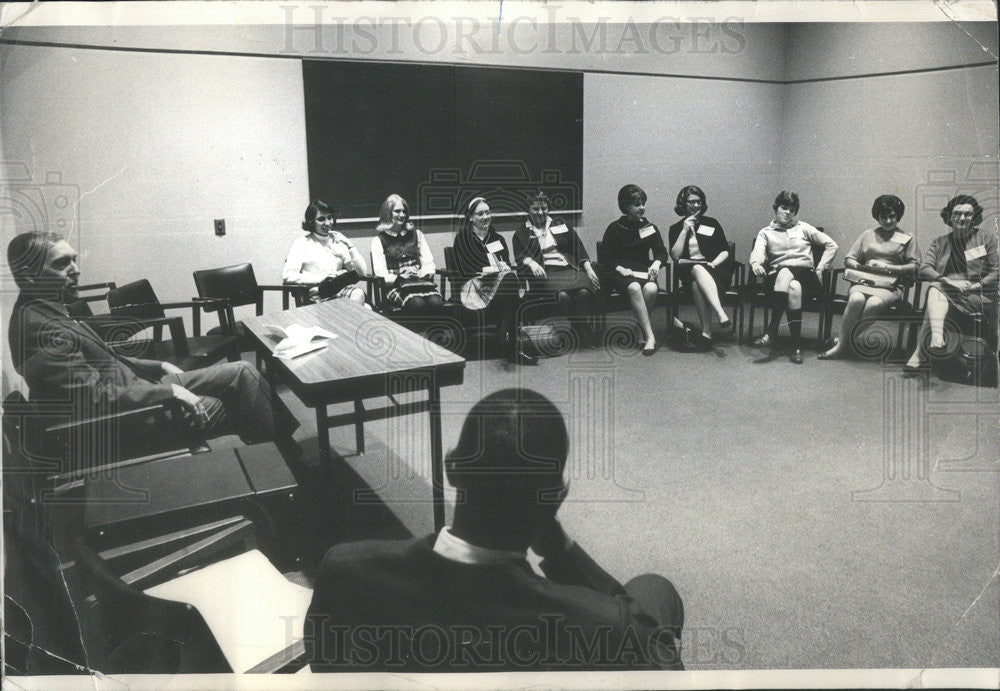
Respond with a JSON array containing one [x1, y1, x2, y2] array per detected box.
[[1, 43, 310, 391], [582, 73, 784, 258], [784, 22, 999, 81], [3, 21, 998, 394], [779, 22, 999, 255]]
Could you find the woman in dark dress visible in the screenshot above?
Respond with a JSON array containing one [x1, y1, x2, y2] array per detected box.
[[667, 185, 734, 349], [904, 194, 999, 375], [599, 184, 668, 355], [513, 191, 601, 347], [453, 196, 537, 366], [370, 194, 444, 314]]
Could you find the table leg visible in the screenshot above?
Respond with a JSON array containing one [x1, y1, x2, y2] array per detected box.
[[316, 404, 331, 470], [428, 380, 445, 532], [353, 399, 365, 455]]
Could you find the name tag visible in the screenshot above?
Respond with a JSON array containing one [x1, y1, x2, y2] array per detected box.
[[550, 223, 569, 234], [965, 245, 987, 261], [891, 232, 911, 245], [696, 224, 716, 237], [486, 240, 504, 254], [539, 234, 556, 250], [786, 227, 804, 240], [639, 225, 656, 239]]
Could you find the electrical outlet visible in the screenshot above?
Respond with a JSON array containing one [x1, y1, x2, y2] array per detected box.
[[214, 219, 226, 236]]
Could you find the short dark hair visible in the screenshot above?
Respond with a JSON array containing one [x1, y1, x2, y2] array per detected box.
[[446, 389, 568, 504], [302, 200, 336, 232], [524, 190, 551, 212], [940, 194, 983, 227], [7, 231, 64, 288], [674, 185, 707, 216], [871, 194, 905, 221], [618, 184, 647, 214], [773, 191, 800, 214]]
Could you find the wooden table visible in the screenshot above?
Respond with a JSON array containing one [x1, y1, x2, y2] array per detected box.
[[243, 300, 465, 531]]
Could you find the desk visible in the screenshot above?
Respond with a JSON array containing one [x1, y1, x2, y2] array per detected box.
[[243, 300, 465, 531]]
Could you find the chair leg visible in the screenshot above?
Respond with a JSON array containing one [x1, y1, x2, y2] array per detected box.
[[354, 399, 365, 455]]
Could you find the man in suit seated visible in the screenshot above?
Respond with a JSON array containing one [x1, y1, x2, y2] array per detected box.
[[305, 388, 685, 672], [6, 231, 297, 451]]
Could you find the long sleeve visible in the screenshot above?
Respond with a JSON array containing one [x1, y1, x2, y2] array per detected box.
[[845, 232, 867, 267], [282, 235, 328, 284], [538, 542, 627, 597], [804, 225, 838, 271], [918, 237, 945, 281], [649, 225, 669, 265], [370, 236, 395, 284], [599, 223, 624, 271], [976, 231, 999, 289], [749, 229, 769, 268], [416, 230, 437, 277], [453, 229, 484, 279], [15, 303, 174, 411]]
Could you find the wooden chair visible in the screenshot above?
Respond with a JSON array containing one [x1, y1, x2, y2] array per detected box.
[[2, 391, 210, 502], [669, 241, 746, 341], [192, 263, 306, 360], [65, 281, 116, 318], [823, 269, 923, 359], [108, 279, 239, 371], [594, 240, 674, 338]]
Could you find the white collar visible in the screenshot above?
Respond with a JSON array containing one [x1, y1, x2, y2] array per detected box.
[[526, 216, 552, 236], [432, 527, 526, 565]]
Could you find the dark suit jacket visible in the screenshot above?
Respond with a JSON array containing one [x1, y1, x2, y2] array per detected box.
[[306, 535, 681, 672], [512, 217, 592, 271], [9, 294, 173, 410]]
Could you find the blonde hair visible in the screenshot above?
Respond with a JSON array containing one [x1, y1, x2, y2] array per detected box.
[[376, 194, 415, 234]]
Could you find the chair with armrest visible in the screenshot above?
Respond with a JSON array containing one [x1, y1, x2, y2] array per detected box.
[[3, 391, 211, 501], [108, 279, 239, 371], [434, 246, 503, 358], [823, 268, 922, 359], [65, 281, 117, 318], [594, 240, 674, 339], [746, 233, 835, 348], [64, 532, 312, 674], [669, 241, 745, 341]]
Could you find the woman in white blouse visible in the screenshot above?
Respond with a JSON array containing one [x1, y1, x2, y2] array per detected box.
[[283, 200, 368, 304]]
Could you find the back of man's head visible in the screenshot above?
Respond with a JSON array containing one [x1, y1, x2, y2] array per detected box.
[[446, 388, 569, 518], [7, 231, 64, 288]]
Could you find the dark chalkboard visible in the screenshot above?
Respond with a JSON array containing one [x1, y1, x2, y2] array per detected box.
[[303, 61, 583, 221]]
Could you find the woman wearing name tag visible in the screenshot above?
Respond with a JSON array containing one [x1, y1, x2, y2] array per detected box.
[[667, 185, 734, 351], [749, 191, 838, 364], [513, 191, 601, 348], [371, 194, 445, 314], [599, 184, 669, 355], [453, 197, 537, 366], [283, 200, 368, 305], [903, 194, 999, 375], [819, 195, 919, 360]]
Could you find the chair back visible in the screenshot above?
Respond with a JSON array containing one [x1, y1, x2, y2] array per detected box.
[[108, 280, 165, 319], [443, 246, 462, 300], [192, 263, 259, 311], [810, 228, 826, 268], [67, 537, 231, 674]]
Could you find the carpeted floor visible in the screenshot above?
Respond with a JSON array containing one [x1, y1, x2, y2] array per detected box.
[[278, 307, 1000, 670]]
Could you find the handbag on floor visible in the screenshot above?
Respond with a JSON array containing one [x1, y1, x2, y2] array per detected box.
[[844, 268, 899, 290]]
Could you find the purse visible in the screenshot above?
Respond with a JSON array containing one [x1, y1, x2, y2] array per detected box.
[[844, 268, 899, 290]]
